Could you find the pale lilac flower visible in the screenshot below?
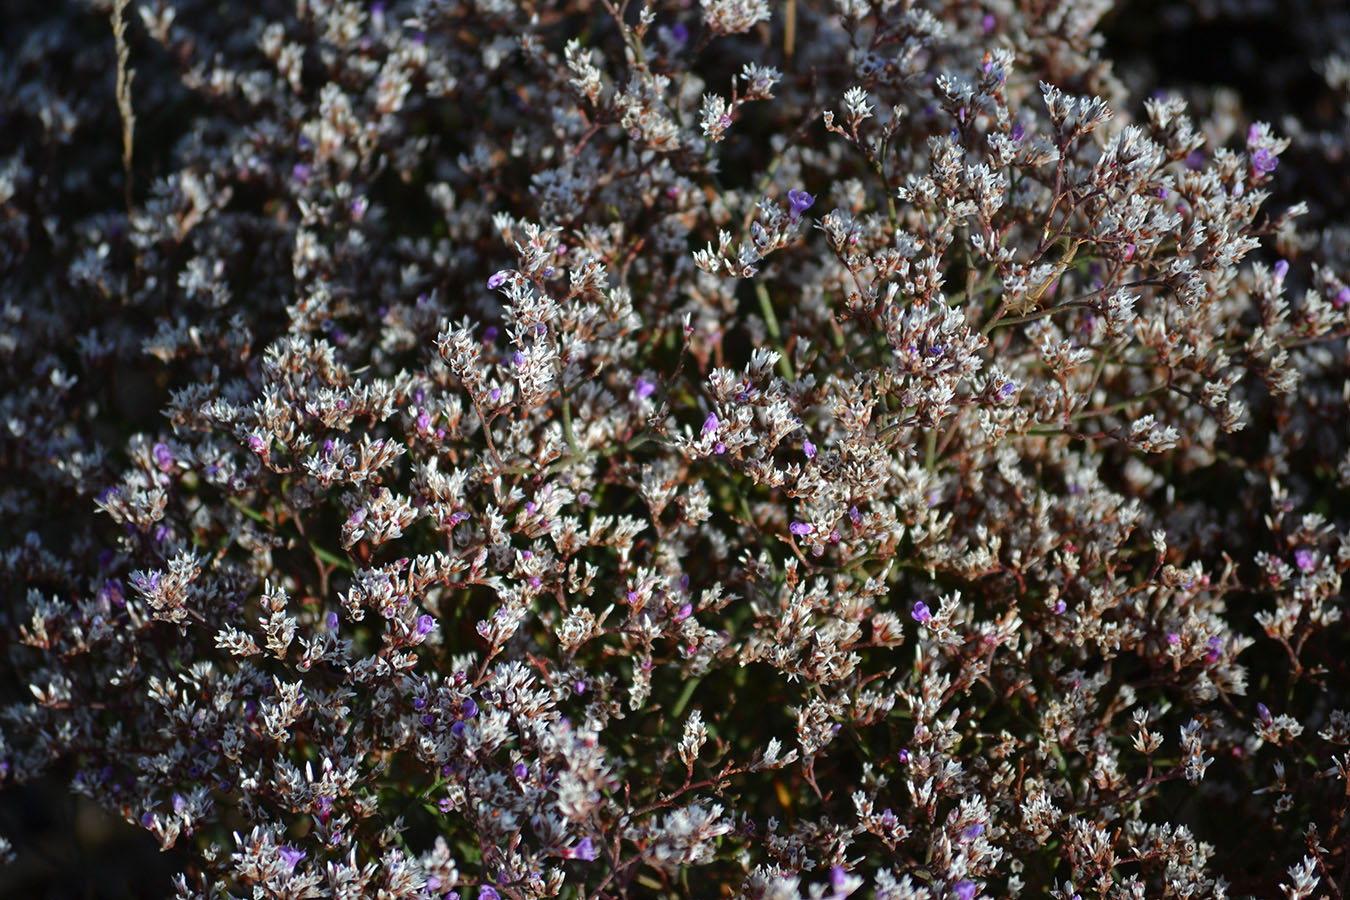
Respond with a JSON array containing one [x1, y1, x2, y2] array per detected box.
[[416, 614, 435, 635], [702, 412, 719, 434], [634, 377, 656, 399], [789, 521, 813, 536], [954, 881, 977, 900], [911, 602, 932, 623], [487, 271, 510, 289], [803, 439, 816, 459]]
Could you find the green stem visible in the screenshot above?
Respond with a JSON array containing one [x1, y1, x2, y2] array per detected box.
[[755, 281, 795, 380]]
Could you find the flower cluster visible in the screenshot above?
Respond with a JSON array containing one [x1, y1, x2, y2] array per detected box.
[[3, 1, 1350, 899]]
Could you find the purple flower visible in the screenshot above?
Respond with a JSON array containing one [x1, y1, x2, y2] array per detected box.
[[1273, 259, 1289, 284], [999, 381, 1016, 397], [487, 271, 510, 289], [479, 887, 500, 900], [1251, 147, 1278, 174], [962, 823, 985, 840], [278, 845, 306, 873], [803, 439, 816, 459], [1257, 702, 1272, 724], [451, 721, 466, 737], [981, 13, 996, 31], [416, 614, 435, 635], [849, 506, 862, 526], [634, 377, 656, 399], [462, 697, 478, 718], [702, 412, 719, 435], [714, 441, 726, 454], [292, 162, 311, 183], [1335, 287, 1350, 309], [316, 795, 332, 816], [911, 602, 932, 624], [247, 434, 267, 453], [513, 762, 528, 778], [789, 521, 814, 536], [674, 602, 693, 622], [953, 881, 977, 900], [1295, 548, 1315, 573], [575, 680, 587, 694], [482, 325, 498, 343], [327, 611, 340, 632], [1206, 636, 1223, 662], [787, 189, 815, 220], [413, 696, 425, 709], [572, 837, 598, 861], [1011, 122, 1025, 141], [152, 442, 174, 472], [669, 22, 689, 43], [1166, 631, 1180, 645], [831, 866, 848, 890], [512, 350, 526, 367]]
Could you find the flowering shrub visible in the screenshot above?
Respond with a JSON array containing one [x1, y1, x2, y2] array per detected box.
[[4, 1, 1350, 899]]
